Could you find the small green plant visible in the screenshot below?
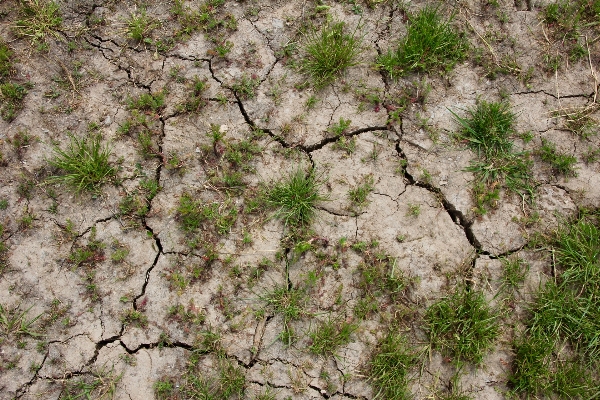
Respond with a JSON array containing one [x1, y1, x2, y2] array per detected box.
[[0, 41, 14, 79], [176, 192, 238, 236], [120, 309, 148, 328], [260, 284, 307, 346], [501, 257, 529, 290], [178, 76, 210, 113], [348, 175, 375, 209], [154, 379, 175, 399], [300, 20, 363, 88], [0, 304, 43, 338], [231, 74, 260, 100], [125, 8, 160, 42], [308, 317, 357, 355], [128, 91, 166, 112], [378, 7, 468, 79], [0, 82, 28, 121], [407, 203, 421, 217], [328, 117, 352, 136], [425, 286, 500, 365], [267, 169, 325, 227], [14, 0, 63, 44], [369, 332, 418, 400], [61, 367, 122, 400], [538, 138, 577, 176], [47, 133, 116, 194], [452, 100, 516, 158], [111, 247, 129, 263]]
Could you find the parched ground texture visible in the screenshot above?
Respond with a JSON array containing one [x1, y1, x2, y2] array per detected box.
[[0, 0, 599, 399]]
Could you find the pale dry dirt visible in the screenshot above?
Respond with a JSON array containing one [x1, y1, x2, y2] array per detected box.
[[0, 0, 599, 399]]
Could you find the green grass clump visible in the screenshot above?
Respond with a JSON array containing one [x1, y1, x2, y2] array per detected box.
[[425, 286, 500, 365], [451, 100, 534, 214], [378, 7, 468, 79], [369, 333, 418, 400], [300, 21, 363, 88], [128, 91, 166, 112], [308, 317, 357, 355], [126, 8, 160, 42], [47, 134, 116, 194], [178, 76, 210, 113], [348, 175, 374, 209], [176, 193, 238, 235], [14, 0, 62, 44], [509, 213, 600, 397], [61, 367, 121, 400], [267, 169, 325, 227], [0, 41, 14, 80], [453, 100, 516, 158], [0, 82, 28, 122], [538, 138, 577, 176], [180, 357, 245, 399]]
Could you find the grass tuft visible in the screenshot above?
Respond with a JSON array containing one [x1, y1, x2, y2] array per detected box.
[[538, 138, 577, 176], [47, 133, 116, 194], [0, 41, 14, 80], [451, 100, 535, 214], [369, 332, 418, 400], [267, 169, 325, 227], [308, 317, 357, 355], [300, 20, 363, 88], [425, 286, 500, 365], [509, 214, 600, 397], [378, 7, 468, 79], [14, 0, 62, 44]]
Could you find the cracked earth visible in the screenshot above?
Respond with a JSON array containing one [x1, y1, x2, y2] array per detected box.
[[0, 0, 599, 399]]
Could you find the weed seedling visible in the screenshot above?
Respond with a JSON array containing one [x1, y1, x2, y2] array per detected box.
[[328, 117, 352, 136], [348, 175, 375, 209], [0, 304, 43, 338], [300, 20, 363, 88], [501, 257, 529, 290], [231, 74, 260, 100], [47, 133, 116, 194], [378, 7, 468, 79], [0, 82, 28, 121], [128, 91, 166, 113], [407, 203, 421, 217], [260, 284, 306, 346]]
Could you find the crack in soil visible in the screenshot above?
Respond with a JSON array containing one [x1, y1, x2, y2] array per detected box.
[[394, 141, 482, 251]]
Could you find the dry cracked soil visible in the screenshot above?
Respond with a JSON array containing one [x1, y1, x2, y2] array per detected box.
[[0, 0, 599, 399]]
